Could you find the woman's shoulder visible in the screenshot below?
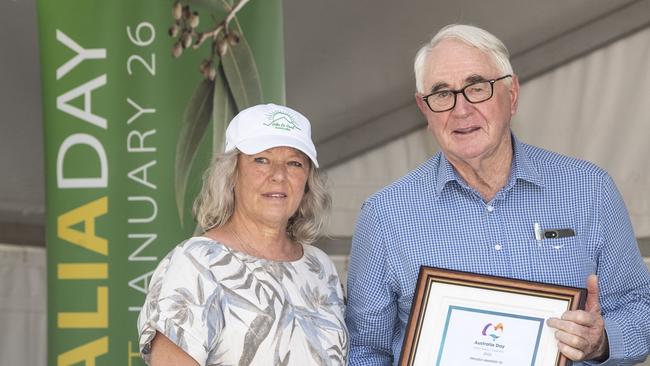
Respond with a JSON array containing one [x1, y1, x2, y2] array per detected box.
[[179, 236, 226, 252], [300, 244, 340, 274], [158, 236, 230, 270], [302, 244, 332, 262], [298, 245, 346, 305], [148, 236, 244, 294]]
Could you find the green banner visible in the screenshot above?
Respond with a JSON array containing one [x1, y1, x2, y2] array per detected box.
[[37, 1, 284, 364]]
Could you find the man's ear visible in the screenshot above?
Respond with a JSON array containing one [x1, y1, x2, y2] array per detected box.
[[415, 93, 430, 115], [509, 74, 520, 116]]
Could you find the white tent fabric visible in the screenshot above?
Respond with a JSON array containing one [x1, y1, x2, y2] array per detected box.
[[327, 26, 650, 239], [0, 26, 648, 366], [0, 244, 46, 366]]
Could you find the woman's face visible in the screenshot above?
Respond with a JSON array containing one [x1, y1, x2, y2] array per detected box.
[[233, 146, 310, 229]]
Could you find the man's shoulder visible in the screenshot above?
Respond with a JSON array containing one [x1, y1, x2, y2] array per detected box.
[[522, 142, 608, 179], [364, 153, 441, 205]]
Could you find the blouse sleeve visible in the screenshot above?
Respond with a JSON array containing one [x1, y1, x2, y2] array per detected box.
[[137, 241, 225, 366]]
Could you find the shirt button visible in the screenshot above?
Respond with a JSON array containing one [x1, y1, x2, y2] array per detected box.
[[494, 244, 502, 250], [487, 205, 495, 212]]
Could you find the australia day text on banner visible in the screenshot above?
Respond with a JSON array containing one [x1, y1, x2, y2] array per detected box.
[[36, 1, 284, 364]]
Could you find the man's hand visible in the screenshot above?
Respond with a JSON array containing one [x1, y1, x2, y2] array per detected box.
[[546, 275, 609, 362]]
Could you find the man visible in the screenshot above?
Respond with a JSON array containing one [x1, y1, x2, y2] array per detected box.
[[345, 24, 650, 365]]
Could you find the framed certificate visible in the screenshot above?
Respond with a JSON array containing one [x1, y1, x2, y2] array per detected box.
[[399, 266, 586, 366]]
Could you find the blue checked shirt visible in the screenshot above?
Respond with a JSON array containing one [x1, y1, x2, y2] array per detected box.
[[346, 135, 650, 366]]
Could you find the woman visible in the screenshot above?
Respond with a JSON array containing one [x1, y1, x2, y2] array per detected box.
[[137, 104, 348, 365]]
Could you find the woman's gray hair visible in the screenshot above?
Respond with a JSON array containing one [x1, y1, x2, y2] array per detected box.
[[193, 149, 331, 246], [414, 24, 513, 93]]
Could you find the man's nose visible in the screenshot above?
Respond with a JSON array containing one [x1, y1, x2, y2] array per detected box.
[[451, 91, 473, 115]]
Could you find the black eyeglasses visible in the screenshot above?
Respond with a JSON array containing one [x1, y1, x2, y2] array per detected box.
[[421, 74, 512, 113]]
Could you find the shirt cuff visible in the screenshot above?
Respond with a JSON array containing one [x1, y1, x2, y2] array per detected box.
[[142, 318, 208, 366], [582, 316, 624, 366]]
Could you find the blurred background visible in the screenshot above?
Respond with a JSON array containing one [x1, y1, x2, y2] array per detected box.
[[1, 0, 649, 365]]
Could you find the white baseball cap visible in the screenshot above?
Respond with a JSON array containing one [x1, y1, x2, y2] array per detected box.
[[225, 103, 319, 167]]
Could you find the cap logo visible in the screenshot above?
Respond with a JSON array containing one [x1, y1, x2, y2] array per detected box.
[[264, 111, 301, 132]]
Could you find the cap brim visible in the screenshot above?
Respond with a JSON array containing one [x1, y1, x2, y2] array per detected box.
[[235, 135, 319, 168]]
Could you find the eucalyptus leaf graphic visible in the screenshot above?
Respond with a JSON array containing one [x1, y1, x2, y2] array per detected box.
[[212, 66, 234, 154], [221, 28, 263, 110], [172, 0, 264, 223], [174, 78, 215, 225]]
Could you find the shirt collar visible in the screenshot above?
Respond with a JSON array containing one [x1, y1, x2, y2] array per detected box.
[[510, 134, 545, 189], [434, 151, 459, 196], [434, 133, 545, 197]]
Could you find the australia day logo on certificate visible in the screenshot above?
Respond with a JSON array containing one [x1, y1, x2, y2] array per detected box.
[[482, 322, 504, 341], [475, 322, 506, 350]]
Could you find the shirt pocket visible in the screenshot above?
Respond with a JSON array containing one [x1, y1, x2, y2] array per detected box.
[[526, 235, 595, 288]]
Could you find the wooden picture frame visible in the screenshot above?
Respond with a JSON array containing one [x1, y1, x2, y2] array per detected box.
[[399, 266, 586, 366]]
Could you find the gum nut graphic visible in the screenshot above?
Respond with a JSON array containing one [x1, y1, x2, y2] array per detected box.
[[172, 1, 182, 20], [189, 12, 200, 28], [208, 67, 217, 81], [182, 31, 193, 48], [172, 42, 183, 58], [199, 59, 210, 73], [227, 30, 240, 46], [218, 38, 229, 56], [168, 24, 180, 38]]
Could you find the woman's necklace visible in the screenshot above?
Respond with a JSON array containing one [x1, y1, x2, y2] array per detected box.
[[227, 226, 302, 261], [228, 227, 265, 258]]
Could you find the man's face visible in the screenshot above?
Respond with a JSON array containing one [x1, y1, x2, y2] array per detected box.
[[415, 39, 519, 166]]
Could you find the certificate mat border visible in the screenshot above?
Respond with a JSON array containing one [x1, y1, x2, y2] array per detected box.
[[399, 266, 587, 366], [436, 306, 544, 366]]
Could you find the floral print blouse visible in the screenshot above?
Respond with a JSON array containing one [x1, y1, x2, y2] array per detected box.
[[138, 237, 348, 366]]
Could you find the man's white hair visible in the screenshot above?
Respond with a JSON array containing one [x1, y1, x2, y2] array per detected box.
[[414, 24, 514, 93]]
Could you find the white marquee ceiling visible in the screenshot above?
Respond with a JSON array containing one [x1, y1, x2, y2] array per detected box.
[[1, 0, 649, 236]]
